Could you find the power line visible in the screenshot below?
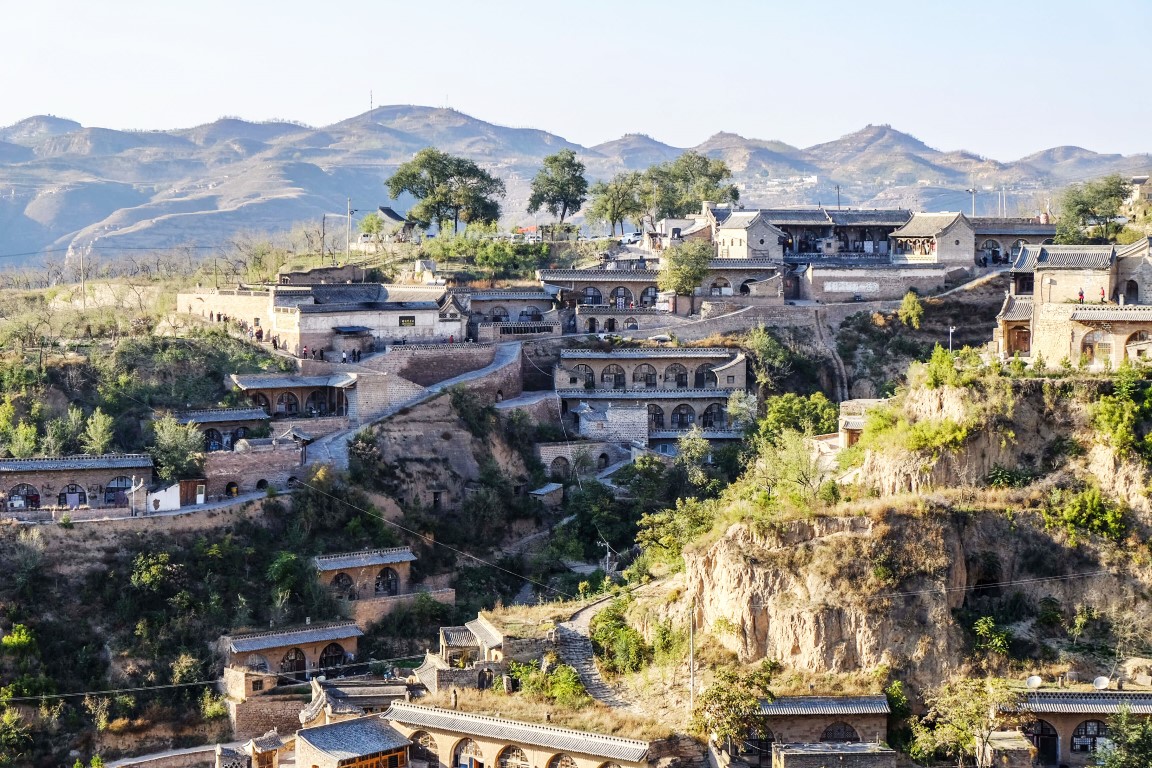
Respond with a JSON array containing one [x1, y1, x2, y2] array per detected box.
[[1, 680, 216, 704]]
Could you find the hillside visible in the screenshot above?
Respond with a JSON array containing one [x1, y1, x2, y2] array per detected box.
[[2, 107, 1151, 264]]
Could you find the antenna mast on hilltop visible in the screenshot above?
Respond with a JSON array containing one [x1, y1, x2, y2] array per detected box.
[[370, 90, 373, 112]]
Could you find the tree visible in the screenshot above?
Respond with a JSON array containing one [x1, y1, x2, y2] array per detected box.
[[1096, 705, 1152, 768], [359, 211, 385, 245], [659, 239, 714, 312], [692, 660, 779, 744], [8, 421, 38, 459], [743, 325, 794, 394], [386, 148, 506, 234], [528, 149, 588, 225], [897, 290, 924, 330], [750, 428, 828, 506], [910, 678, 1022, 768], [150, 415, 205, 482], [1056, 174, 1132, 243], [660, 151, 740, 218], [82, 408, 115, 455], [0, 707, 31, 768], [586, 172, 642, 235], [757, 393, 838, 440], [727, 390, 760, 431], [676, 426, 717, 495]]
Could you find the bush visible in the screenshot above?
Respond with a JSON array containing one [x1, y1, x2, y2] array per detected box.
[[589, 597, 651, 675], [1043, 486, 1127, 542]]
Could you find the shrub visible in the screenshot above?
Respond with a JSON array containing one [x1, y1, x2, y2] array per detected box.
[[589, 597, 651, 676], [1043, 486, 1127, 542]]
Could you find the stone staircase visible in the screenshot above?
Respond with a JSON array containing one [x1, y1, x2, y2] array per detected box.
[[555, 597, 636, 710]]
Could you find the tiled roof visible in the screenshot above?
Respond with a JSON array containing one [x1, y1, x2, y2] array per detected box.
[[298, 715, 411, 760], [383, 703, 650, 762], [227, 621, 363, 653], [970, 217, 1056, 236], [997, 295, 1033, 322], [708, 259, 782, 269], [1023, 692, 1152, 715], [0, 453, 153, 473], [333, 325, 373, 333], [229, 373, 356, 390], [377, 206, 408, 225], [891, 212, 964, 238], [174, 407, 269, 424], [1069, 306, 1152, 322], [841, 416, 866, 430], [560, 348, 734, 359], [556, 388, 736, 400], [649, 429, 743, 439], [297, 300, 439, 313], [775, 743, 894, 755], [1013, 244, 1115, 272], [717, 211, 761, 230], [314, 547, 416, 572], [467, 291, 554, 302], [758, 695, 891, 716], [248, 729, 286, 751], [825, 209, 912, 227], [531, 483, 563, 496], [441, 627, 478, 647], [538, 270, 660, 280], [465, 617, 503, 648], [760, 209, 834, 227]]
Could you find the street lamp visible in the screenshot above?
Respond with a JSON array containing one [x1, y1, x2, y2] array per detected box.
[[346, 197, 359, 263], [965, 188, 976, 217], [949, 325, 957, 352]]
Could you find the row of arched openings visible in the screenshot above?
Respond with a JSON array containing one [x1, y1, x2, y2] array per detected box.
[[411, 736, 621, 768], [487, 307, 544, 323], [249, 390, 333, 417], [569, 364, 718, 389], [1083, 330, 1150, 363], [330, 568, 400, 600], [7, 477, 137, 510], [1026, 719, 1109, 764], [739, 722, 862, 767], [647, 404, 726, 430], [583, 318, 640, 333], [579, 286, 659, 306], [246, 642, 348, 675]]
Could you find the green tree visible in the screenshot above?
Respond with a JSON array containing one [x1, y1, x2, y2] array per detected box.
[[386, 148, 506, 234], [692, 660, 778, 744], [751, 429, 828, 506], [0, 624, 36, 656], [8, 421, 38, 458], [757, 393, 838, 440], [658, 239, 713, 311], [1056, 174, 1132, 243], [640, 151, 739, 223], [1097, 705, 1152, 768], [897, 290, 924, 330], [910, 678, 1022, 768], [359, 211, 385, 244], [82, 408, 115, 455], [676, 426, 718, 495], [743, 325, 795, 394], [527, 149, 588, 225], [726, 390, 760, 430], [149, 415, 205, 482], [0, 707, 31, 768], [586, 172, 642, 235]]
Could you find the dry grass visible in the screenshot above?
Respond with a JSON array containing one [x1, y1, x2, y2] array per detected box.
[[481, 598, 598, 639], [418, 687, 673, 741]]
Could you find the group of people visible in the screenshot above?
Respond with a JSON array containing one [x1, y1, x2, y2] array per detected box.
[[298, 346, 364, 363]]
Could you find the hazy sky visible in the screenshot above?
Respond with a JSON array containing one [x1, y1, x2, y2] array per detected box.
[[5, 0, 1149, 161]]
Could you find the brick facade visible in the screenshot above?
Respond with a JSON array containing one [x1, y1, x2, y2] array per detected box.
[[202, 439, 303, 498], [228, 694, 310, 741], [0, 454, 153, 515], [802, 265, 949, 302]]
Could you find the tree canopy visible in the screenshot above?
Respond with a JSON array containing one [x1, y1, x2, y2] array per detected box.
[[527, 149, 588, 224], [692, 660, 779, 744], [1055, 174, 1132, 243], [658, 239, 713, 297], [586, 172, 643, 235], [386, 148, 506, 234], [910, 678, 1022, 768], [1097, 705, 1152, 768]]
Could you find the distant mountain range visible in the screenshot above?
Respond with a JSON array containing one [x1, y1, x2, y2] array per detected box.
[[1, 106, 1149, 265]]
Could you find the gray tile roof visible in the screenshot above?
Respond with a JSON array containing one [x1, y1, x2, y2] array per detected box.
[[467, 290, 554, 302], [841, 416, 866, 430], [556, 388, 736, 400], [383, 703, 651, 762], [1023, 692, 1152, 715], [226, 621, 363, 653], [531, 482, 563, 496], [717, 212, 761, 230], [775, 743, 894, 755], [229, 373, 355, 390], [314, 547, 416, 572], [174, 407, 270, 424], [465, 618, 503, 648], [248, 729, 286, 751], [298, 715, 411, 760], [970, 217, 1057, 237], [708, 259, 782, 269], [1069, 306, 1152, 322], [826, 209, 912, 227], [891, 212, 964, 238], [757, 695, 891, 716], [997, 295, 1033, 322], [538, 270, 660, 280], [560, 348, 734, 359], [0, 454, 153, 473], [760, 209, 835, 227], [377, 206, 409, 225], [297, 300, 440, 314], [441, 627, 478, 647], [1013, 244, 1115, 272]]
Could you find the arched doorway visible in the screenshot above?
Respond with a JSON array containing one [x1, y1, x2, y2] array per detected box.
[[710, 277, 731, 296], [597, 452, 610, 470], [640, 286, 658, 306], [250, 393, 271, 414], [205, 428, 224, 451], [306, 390, 327, 416], [601, 364, 625, 389], [105, 476, 133, 506], [376, 567, 399, 596], [490, 306, 509, 322], [411, 731, 439, 767], [633, 364, 657, 388], [8, 483, 40, 510], [276, 392, 299, 417], [1010, 325, 1031, 355], [585, 317, 598, 333], [225, 481, 239, 497], [318, 642, 345, 670], [1081, 330, 1111, 364], [648, 404, 665, 429], [820, 722, 860, 742], [550, 456, 571, 479], [702, 403, 726, 429], [604, 318, 617, 332], [496, 747, 529, 768], [454, 738, 484, 768], [671, 404, 696, 429], [547, 755, 577, 768], [694, 364, 718, 388], [1025, 719, 1059, 765], [332, 572, 357, 600], [280, 648, 306, 674], [581, 287, 603, 305], [58, 484, 87, 508], [979, 239, 1003, 264], [739, 279, 755, 296], [739, 724, 774, 768], [1125, 280, 1139, 305], [664, 363, 688, 388], [1072, 719, 1108, 756], [610, 286, 633, 307]]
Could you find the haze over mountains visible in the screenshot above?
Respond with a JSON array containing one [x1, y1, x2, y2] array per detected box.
[[1, 105, 1149, 264]]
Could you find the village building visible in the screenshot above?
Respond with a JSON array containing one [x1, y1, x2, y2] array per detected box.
[[1018, 690, 1152, 767], [201, 436, 306, 499], [458, 289, 561, 341], [278, 263, 368, 285], [220, 620, 364, 701], [295, 715, 412, 768], [0, 453, 153, 514], [175, 407, 271, 451], [382, 702, 651, 768], [970, 216, 1056, 265], [413, 613, 551, 694], [889, 212, 975, 271], [299, 677, 410, 729], [993, 238, 1152, 367], [769, 742, 895, 768], [553, 347, 746, 451], [733, 695, 891, 767], [314, 547, 455, 625], [715, 211, 786, 261], [230, 372, 356, 420]]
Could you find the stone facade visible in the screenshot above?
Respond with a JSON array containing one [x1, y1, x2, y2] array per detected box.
[[716, 212, 786, 261], [202, 438, 304, 498], [750, 713, 887, 745], [228, 694, 312, 741], [313, 547, 457, 626], [771, 743, 895, 768], [801, 265, 949, 302], [537, 442, 630, 479], [221, 621, 363, 677], [0, 454, 154, 515]]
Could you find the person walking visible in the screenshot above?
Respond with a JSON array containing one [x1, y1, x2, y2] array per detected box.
[[342, 350, 348, 364], [302, 345, 308, 359], [1079, 288, 1084, 304]]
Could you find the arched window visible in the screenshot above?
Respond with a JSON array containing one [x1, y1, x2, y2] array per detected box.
[[105, 476, 133, 506], [695, 364, 718, 388], [604, 318, 617, 332], [305, 390, 327, 416], [376, 567, 399, 596], [610, 286, 634, 306], [518, 306, 542, 322], [710, 277, 730, 295], [58, 484, 87, 508], [581, 287, 603, 305], [648, 404, 665, 430], [820, 722, 860, 742], [547, 755, 577, 768], [702, 403, 726, 429], [276, 392, 299, 416], [633, 364, 657, 387], [204, 428, 225, 452], [624, 317, 638, 331], [1125, 280, 1140, 305], [411, 731, 439, 765], [585, 317, 598, 333], [1011, 239, 1027, 258], [245, 653, 269, 673], [8, 483, 40, 510], [1081, 330, 1111, 363], [671, 404, 696, 429], [572, 364, 594, 387], [497, 747, 529, 768], [1072, 720, 1109, 753], [332, 572, 357, 600], [550, 456, 571, 479], [490, 306, 509, 322], [1126, 330, 1151, 360], [601, 364, 625, 389], [641, 286, 658, 306], [318, 642, 345, 670], [250, 393, 270, 414], [1025, 720, 1059, 766], [979, 239, 1003, 262], [740, 724, 775, 768], [453, 738, 483, 768], [280, 648, 306, 674], [665, 363, 688, 388]]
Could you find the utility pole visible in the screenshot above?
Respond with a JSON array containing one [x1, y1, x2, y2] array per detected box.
[[965, 188, 976, 217], [835, 184, 841, 210], [213, 257, 218, 290], [321, 215, 327, 263], [346, 197, 352, 264], [80, 247, 86, 308]]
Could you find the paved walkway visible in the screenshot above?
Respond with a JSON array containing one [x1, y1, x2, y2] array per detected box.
[[106, 741, 242, 768], [555, 595, 638, 711], [12, 490, 267, 526]]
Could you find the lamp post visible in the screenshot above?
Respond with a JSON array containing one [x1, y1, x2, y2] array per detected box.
[[949, 325, 957, 353], [965, 188, 976, 217], [346, 197, 359, 263]]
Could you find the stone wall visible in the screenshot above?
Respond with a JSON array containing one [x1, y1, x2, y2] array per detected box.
[[1035, 266, 1114, 305], [202, 441, 303, 498], [229, 693, 310, 740], [0, 460, 153, 517], [342, 588, 456, 626], [177, 290, 272, 326], [391, 344, 497, 385], [108, 748, 216, 768], [803, 266, 948, 302], [772, 745, 895, 768], [760, 713, 887, 744], [476, 322, 562, 342], [537, 442, 629, 475]]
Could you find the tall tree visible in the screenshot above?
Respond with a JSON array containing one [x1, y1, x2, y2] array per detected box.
[[82, 408, 116, 455], [386, 148, 506, 234], [1056, 174, 1132, 243], [637, 151, 740, 227], [692, 660, 779, 745], [528, 149, 588, 225], [910, 678, 1022, 768], [150, 415, 205, 483], [1097, 705, 1152, 768], [586, 172, 642, 235], [658, 239, 714, 312]]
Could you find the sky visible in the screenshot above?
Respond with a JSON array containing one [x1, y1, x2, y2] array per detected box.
[[4, 0, 1150, 161]]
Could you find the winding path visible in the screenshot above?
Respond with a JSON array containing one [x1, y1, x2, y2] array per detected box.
[[555, 596, 638, 711]]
